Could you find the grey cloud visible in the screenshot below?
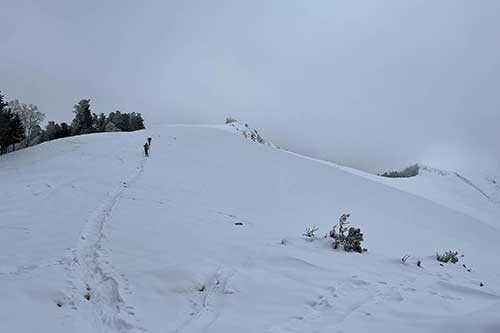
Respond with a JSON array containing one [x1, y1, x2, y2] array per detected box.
[[1, 0, 499, 173]]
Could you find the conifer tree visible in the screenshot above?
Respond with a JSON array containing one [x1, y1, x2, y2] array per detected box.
[[0, 92, 25, 154], [71, 99, 93, 135]]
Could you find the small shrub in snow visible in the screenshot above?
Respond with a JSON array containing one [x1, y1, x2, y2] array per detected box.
[[225, 117, 237, 124], [329, 213, 349, 249], [344, 227, 364, 253], [245, 130, 265, 144], [329, 214, 366, 253], [303, 226, 319, 239], [436, 250, 459, 264]]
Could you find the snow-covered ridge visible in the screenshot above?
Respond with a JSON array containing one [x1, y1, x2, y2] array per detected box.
[[417, 164, 451, 177], [418, 164, 499, 202], [220, 120, 274, 147], [1, 124, 500, 332], [370, 163, 500, 230], [216, 119, 500, 229], [214, 122, 500, 228], [211, 122, 500, 228]]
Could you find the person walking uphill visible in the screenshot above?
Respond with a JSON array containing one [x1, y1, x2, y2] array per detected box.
[[144, 142, 150, 157], [147, 137, 152, 146]]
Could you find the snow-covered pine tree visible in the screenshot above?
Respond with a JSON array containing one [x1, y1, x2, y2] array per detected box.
[[436, 250, 459, 263], [329, 214, 366, 253], [71, 99, 93, 135], [330, 214, 350, 249], [0, 92, 25, 154], [344, 228, 364, 253]]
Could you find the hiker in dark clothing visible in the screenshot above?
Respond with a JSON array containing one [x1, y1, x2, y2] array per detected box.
[[147, 137, 152, 145], [144, 142, 149, 157]]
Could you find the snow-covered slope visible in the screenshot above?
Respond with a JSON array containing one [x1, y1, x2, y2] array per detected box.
[[201, 120, 275, 147], [287, 158, 500, 231], [372, 165, 500, 230], [1, 124, 499, 332]]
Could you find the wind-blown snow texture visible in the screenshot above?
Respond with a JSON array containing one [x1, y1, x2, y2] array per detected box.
[[1, 123, 499, 332]]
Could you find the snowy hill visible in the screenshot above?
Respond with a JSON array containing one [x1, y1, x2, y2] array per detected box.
[[216, 120, 274, 147], [373, 164, 500, 230], [1, 124, 500, 332]]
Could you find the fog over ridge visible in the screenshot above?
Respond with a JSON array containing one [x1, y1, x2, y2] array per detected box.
[[1, 0, 499, 174]]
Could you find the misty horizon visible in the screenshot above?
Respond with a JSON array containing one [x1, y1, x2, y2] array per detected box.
[[2, 0, 499, 174]]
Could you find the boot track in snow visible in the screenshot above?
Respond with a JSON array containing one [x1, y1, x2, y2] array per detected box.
[[174, 268, 235, 333], [65, 159, 147, 332]]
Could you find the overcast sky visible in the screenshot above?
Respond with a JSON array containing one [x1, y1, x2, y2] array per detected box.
[[1, 0, 499, 173]]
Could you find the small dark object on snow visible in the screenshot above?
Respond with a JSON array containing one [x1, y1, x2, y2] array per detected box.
[[417, 261, 421, 267], [198, 285, 205, 292], [81, 236, 86, 240], [147, 137, 152, 145], [440, 263, 444, 267], [234, 222, 243, 226], [401, 255, 410, 263], [144, 142, 150, 157], [56, 303, 62, 307], [84, 292, 91, 301], [462, 264, 472, 272], [480, 282, 484, 287]]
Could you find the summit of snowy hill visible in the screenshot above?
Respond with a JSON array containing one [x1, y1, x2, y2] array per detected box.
[[1, 125, 500, 333], [220, 119, 274, 147]]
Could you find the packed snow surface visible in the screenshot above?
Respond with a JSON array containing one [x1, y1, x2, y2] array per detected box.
[[1, 123, 499, 332]]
